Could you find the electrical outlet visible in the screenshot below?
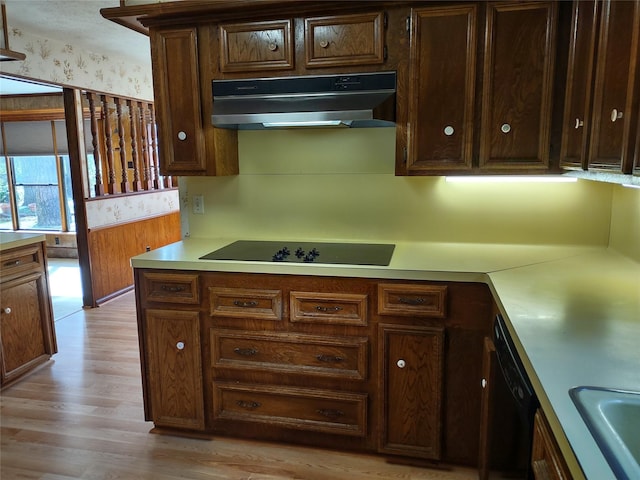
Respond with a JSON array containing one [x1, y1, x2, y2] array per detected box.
[[192, 195, 204, 214]]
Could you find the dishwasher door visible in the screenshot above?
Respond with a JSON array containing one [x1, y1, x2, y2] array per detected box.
[[478, 314, 539, 480]]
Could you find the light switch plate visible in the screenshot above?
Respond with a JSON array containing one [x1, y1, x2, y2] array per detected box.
[[192, 195, 204, 214]]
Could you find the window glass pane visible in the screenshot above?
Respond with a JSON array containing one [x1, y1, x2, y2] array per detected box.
[[12, 156, 62, 231], [0, 159, 12, 229], [61, 155, 75, 231]]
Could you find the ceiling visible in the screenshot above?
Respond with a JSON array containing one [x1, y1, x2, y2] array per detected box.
[[1, 0, 151, 94]]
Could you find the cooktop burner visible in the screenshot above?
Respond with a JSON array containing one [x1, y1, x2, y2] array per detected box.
[[200, 240, 395, 266]]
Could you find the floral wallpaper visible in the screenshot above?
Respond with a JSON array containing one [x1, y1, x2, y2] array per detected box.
[[86, 189, 179, 229], [0, 26, 153, 101]]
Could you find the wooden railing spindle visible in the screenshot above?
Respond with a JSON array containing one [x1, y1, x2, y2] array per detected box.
[[127, 99, 142, 192], [86, 93, 105, 196], [114, 98, 130, 193], [101, 95, 118, 195]]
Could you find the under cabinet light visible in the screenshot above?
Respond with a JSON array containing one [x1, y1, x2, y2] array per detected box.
[[445, 176, 578, 184], [262, 120, 351, 128]]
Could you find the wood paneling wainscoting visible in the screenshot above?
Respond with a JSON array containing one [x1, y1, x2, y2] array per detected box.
[[86, 211, 180, 306]]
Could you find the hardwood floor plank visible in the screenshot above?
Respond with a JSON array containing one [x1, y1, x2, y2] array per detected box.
[[1, 291, 477, 480]]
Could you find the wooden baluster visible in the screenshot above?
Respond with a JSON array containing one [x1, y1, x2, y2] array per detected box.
[[101, 95, 118, 194], [139, 102, 153, 190], [149, 106, 162, 189], [114, 97, 130, 193], [86, 93, 105, 196], [127, 99, 142, 192]]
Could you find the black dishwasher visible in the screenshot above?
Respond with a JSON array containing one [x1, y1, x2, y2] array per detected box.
[[481, 314, 539, 479]]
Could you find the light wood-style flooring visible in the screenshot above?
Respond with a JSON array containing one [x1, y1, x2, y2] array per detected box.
[[1, 291, 477, 480]]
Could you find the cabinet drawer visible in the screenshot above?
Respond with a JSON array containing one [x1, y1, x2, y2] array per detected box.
[[209, 287, 282, 320], [304, 12, 385, 68], [378, 283, 447, 318], [212, 330, 368, 380], [0, 244, 44, 280], [142, 272, 200, 304], [219, 19, 294, 72], [290, 291, 367, 326], [214, 382, 367, 437]]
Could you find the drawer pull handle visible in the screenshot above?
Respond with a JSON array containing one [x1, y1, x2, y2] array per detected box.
[[319, 40, 329, 48], [4, 260, 21, 267], [234, 347, 258, 356], [315, 305, 343, 313], [268, 42, 278, 51], [398, 297, 425, 305], [237, 400, 261, 410], [316, 354, 344, 363], [317, 408, 344, 419], [233, 300, 258, 308], [161, 285, 185, 293], [2, 307, 12, 314]]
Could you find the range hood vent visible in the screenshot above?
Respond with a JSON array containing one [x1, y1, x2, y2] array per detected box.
[[212, 71, 396, 130]]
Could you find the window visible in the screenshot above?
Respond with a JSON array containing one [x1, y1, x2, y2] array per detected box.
[[0, 155, 74, 232]]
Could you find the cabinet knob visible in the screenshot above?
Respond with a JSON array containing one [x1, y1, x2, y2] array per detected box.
[[500, 123, 511, 134], [574, 118, 584, 129], [177, 131, 187, 141], [176, 341, 185, 350], [2, 307, 11, 314], [481, 378, 487, 389], [268, 42, 278, 52], [444, 125, 455, 136], [610, 109, 623, 122], [396, 359, 406, 369], [319, 40, 329, 48]]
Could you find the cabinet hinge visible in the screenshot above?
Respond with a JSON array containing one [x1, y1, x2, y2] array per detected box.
[[383, 45, 388, 60], [403, 147, 408, 165], [384, 12, 388, 29], [406, 16, 411, 32]]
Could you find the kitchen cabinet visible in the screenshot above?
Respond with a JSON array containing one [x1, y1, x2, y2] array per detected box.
[[149, 26, 238, 176], [560, 0, 640, 173], [406, 2, 557, 174], [406, 4, 477, 173], [0, 240, 57, 388], [304, 12, 386, 69], [531, 409, 571, 480], [219, 19, 294, 73], [134, 267, 492, 466], [139, 272, 205, 430], [378, 323, 444, 459], [478, 1, 557, 171]]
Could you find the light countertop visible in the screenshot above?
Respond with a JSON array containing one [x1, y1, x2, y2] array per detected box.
[[132, 237, 640, 480], [0, 232, 46, 252]]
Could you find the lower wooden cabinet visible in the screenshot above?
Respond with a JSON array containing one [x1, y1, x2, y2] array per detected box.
[[143, 308, 205, 430], [134, 269, 492, 466], [531, 409, 572, 480], [0, 240, 57, 388], [379, 324, 444, 459]]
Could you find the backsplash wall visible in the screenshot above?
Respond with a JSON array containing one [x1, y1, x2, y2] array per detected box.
[[183, 128, 617, 247]]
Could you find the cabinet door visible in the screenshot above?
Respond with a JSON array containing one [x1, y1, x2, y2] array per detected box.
[[304, 12, 385, 68], [406, 5, 477, 173], [559, 1, 599, 169], [531, 409, 572, 480], [379, 324, 444, 459], [479, 2, 557, 171], [0, 273, 54, 385], [219, 20, 293, 73], [588, 0, 640, 172], [145, 309, 205, 430], [150, 27, 207, 175]]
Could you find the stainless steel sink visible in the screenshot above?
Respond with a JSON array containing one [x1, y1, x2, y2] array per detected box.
[[570, 386, 640, 480]]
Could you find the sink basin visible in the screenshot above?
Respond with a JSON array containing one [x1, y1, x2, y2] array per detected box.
[[570, 386, 640, 480]]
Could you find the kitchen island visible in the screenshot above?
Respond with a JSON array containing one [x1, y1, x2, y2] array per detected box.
[[0, 232, 57, 388], [132, 237, 639, 480]]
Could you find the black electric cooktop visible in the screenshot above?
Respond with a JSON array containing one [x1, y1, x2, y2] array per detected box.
[[200, 240, 395, 266]]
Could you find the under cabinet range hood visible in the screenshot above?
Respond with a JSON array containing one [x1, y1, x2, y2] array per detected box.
[[211, 71, 396, 129]]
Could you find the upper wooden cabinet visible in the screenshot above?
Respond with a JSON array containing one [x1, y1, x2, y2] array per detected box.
[[304, 12, 386, 68], [405, 2, 557, 175], [560, 0, 640, 174], [219, 19, 294, 73], [479, 2, 557, 171], [406, 5, 477, 173], [150, 26, 238, 176]]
